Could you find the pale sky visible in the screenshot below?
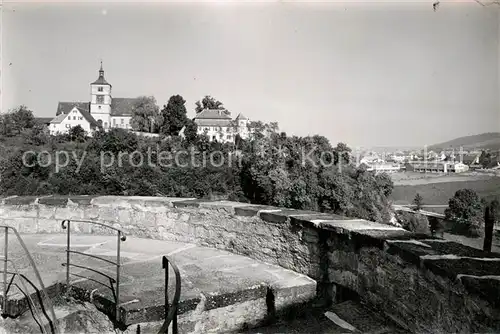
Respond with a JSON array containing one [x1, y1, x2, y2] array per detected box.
[[2, 1, 499, 148]]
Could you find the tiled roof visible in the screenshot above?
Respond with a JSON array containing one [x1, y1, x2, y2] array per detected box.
[[91, 74, 111, 86], [235, 113, 248, 120], [57, 102, 90, 116], [50, 106, 99, 128], [34, 117, 53, 125], [50, 113, 67, 124], [195, 119, 233, 127], [195, 109, 231, 120], [111, 98, 135, 116], [77, 108, 99, 127]]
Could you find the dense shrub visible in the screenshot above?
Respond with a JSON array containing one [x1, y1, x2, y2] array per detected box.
[[0, 127, 394, 223], [396, 211, 431, 235]]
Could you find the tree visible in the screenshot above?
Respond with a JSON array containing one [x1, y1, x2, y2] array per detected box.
[[183, 119, 198, 144], [130, 96, 163, 133], [195, 96, 228, 114], [397, 211, 431, 235], [89, 128, 139, 154], [0, 105, 35, 135], [479, 150, 493, 169], [25, 125, 50, 146], [483, 199, 499, 252], [161, 95, 189, 136], [413, 193, 424, 211], [445, 189, 484, 233], [0, 113, 14, 136], [68, 125, 87, 143], [11, 105, 35, 132]]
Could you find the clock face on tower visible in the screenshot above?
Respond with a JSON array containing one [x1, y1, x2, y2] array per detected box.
[[97, 95, 104, 104]]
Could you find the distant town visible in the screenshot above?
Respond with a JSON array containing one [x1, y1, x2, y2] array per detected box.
[[355, 146, 500, 175]]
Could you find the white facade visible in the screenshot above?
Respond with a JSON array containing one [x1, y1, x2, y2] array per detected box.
[[111, 116, 132, 129], [366, 163, 401, 173], [49, 107, 96, 136], [410, 161, 470, 173], [191, 110, 253, 143]]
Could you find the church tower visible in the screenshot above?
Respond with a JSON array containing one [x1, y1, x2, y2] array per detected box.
[[90, 61, 112, 129]]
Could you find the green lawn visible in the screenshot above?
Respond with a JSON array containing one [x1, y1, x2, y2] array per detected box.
[[391, 177, 500, 205]]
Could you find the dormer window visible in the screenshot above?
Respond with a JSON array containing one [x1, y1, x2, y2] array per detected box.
[[98, 87, 103, 92]]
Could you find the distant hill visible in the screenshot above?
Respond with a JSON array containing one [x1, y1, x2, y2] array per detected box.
[[428, 132, 500, 151]]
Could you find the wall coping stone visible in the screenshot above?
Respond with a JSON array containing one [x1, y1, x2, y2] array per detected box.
[[38, 196, 70, 206], [4, 196, 39, 205], [233, 205, 280, 217], [172, 199, 216, 208]]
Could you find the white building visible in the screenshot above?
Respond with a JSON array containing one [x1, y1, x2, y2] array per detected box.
[[366, 163, 402, 173], [49, 106, 99, 135], [187, 109, 254, 143], [360, 156, 385, 165], [50, 62, 135, 136], [410, 161, 469, 173]]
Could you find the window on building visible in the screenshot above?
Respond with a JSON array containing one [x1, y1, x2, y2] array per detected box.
[[79, 117, 83, 120], [227, 135, 231, 139], [98, 106, 101, 110], [121, 119, 124, 124], [104, 122, 108, 128], [98, 87, 103, 92], [97, 95, 104, 104], [113, 119, 116, 125], [212, 136, 216, 141]]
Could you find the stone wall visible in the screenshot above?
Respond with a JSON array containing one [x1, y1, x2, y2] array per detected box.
[[1, 195, 499, 333]]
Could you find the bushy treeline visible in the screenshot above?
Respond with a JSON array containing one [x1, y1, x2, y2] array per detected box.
[[0, 124, 394, 224]]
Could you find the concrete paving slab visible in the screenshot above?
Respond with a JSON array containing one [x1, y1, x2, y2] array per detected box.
[[0, 234, 317, 328]]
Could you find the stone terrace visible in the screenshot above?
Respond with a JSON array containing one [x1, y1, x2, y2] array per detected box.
[[0, 234, 316, 333], [0, 195, 499, 333]]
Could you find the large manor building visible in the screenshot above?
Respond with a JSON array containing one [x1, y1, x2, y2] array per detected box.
[[49, 63, 134, 136], [188, 109, 253, 143]]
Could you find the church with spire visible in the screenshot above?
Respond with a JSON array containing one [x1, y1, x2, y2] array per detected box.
[[49, 62, 136, 136]]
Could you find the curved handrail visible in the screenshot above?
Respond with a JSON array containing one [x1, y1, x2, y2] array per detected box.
[[3, 267, 54, 334], [61, 220, 127, 240], [0, 225, 58, 334], [65, 250, 118, 266], [3, 259, 46, 333], [61, 219, 126, 322], [158, 256, 181, 334], [14, 284, 45, 333], [61, 263, 116, 283]]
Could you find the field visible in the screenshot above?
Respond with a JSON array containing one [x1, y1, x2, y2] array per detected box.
[[390, 173, 500, 205]]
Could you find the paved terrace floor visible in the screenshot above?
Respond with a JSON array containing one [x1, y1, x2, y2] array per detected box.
[[0, 234, 408, 333], [1, 233, 315, 316]]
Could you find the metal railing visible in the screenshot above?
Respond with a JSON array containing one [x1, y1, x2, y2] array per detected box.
[[157, 256, 181, 334], [2, 259, 50, 333], [61, 219, 126, 321], [0, 225, 58, 334]]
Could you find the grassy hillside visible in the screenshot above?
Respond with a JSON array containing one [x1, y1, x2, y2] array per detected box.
[[429, 132, 500, 151], [391, 177, 500, 205]]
